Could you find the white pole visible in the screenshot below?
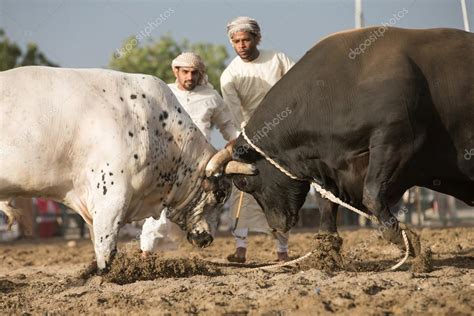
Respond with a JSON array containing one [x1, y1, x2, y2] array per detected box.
[[355, 0, 364, 28], [461, 0, 471, 32]]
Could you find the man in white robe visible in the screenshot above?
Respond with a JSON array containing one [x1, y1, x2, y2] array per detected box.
[[221, 16, 295, 263], [140, 52, 238, 255]]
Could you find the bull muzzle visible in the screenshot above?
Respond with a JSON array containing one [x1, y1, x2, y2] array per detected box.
[[187, 231, 214, 248]]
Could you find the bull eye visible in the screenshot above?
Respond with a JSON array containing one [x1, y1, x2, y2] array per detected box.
[[235, 177, 249, 191], [215, 190, 226, 203]]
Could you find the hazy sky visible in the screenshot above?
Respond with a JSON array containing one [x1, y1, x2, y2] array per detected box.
[[0, 0, 472, 146]]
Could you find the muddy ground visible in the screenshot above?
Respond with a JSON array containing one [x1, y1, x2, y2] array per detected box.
[[1, 227, 473, 315]]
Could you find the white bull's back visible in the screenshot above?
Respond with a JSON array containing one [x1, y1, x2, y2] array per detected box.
[[0, 66, 214, 217], [0, 67, 146, 199]]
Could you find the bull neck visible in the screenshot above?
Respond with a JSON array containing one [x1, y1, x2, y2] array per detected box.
[[164, 132, 215, 216]]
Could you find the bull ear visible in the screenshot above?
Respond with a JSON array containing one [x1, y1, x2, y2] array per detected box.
[[224, 161, 257, 175]]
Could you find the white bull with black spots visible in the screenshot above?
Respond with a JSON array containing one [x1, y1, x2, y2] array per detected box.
[[0, 66, 232, 271]]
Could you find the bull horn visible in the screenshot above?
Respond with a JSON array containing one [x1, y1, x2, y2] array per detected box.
[[205, 146, 232, 177], [224, 161, 257, 175]]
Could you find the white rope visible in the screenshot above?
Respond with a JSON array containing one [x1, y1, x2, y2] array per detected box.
[[241, 129, 300, 181], [310, 182, 379, 223], [388, 229, 410, 271], [239, 250, 315, 273], [240, 128, 411, 271]]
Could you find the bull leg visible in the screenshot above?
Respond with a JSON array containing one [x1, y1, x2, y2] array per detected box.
[[91, 198, 127, 272], [316, 195, 338, 234], [313, 194, 344, 268], [88, 224, 95, 242], [370, 200, 420, 257], [76, 224, 101, 279], [362, 146, 421, 257]]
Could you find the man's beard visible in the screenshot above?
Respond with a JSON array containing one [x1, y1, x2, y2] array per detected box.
[[184, 81, 196, 90]]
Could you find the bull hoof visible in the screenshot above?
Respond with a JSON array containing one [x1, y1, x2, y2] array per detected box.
[[383, 224, 421, 257], [97, 265, 110, 276], [399, 224, 421, 257]]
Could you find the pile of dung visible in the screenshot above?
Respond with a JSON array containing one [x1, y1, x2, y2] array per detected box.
[[410, 247, 433, 273], [294, 233, 344, 271], [77, 260, 99, 280], [103, 253, 221, 285]]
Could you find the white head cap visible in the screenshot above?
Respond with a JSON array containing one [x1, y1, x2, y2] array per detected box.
[[171, 52, 208, 85], [226, 16, 261, 43]]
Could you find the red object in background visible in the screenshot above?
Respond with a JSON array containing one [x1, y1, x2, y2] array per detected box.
[[38, 221, 56, 238], [35, 198, 61, 238], [36, 199, 60, 216]]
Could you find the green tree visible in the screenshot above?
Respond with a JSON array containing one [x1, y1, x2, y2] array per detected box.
[[109, 34, 228, 91], [0, 29, 58, 71], [20, 43, 58, 67], [0, 29, 21, 70]]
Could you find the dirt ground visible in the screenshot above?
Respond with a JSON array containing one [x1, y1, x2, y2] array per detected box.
[[1, 226, 473, 315]]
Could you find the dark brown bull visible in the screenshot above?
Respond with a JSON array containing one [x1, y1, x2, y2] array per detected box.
[[208, 27, 474, 258]]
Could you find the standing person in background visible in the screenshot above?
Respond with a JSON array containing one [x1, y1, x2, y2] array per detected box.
[[168, 52, 238, 141], [433, 193, 458, 226], [140, 52, 238, 256], [221, 16, 295, 263]]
